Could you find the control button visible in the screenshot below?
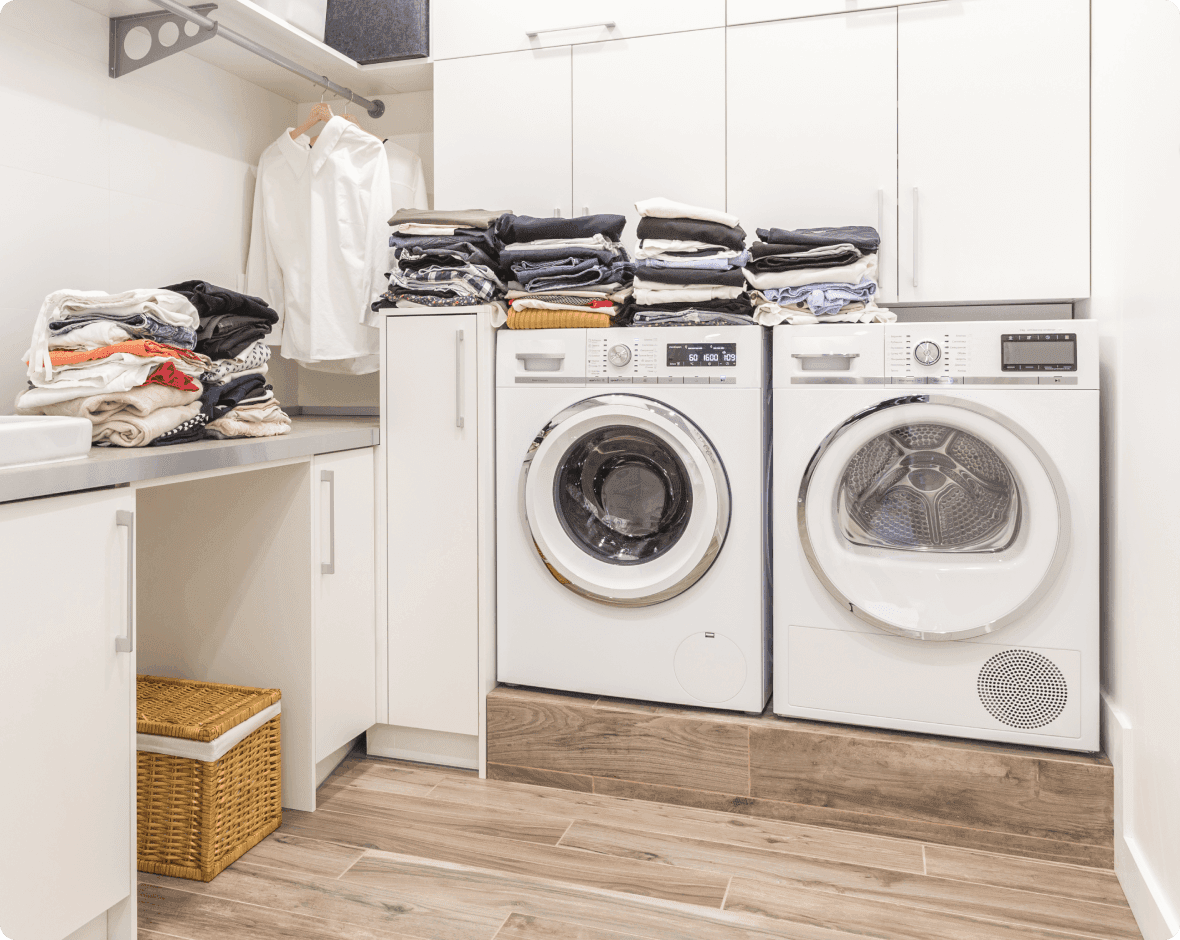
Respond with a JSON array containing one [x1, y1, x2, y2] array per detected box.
[[711, 375, 736, 384], [682, 376, 710, 384], [607, 376, 633, 384], [914, 341, 941, 366], [892, 376, 927, 385], [587, 377, 609, 384], [929, 376, 958, 385], [658, 376, 683, 384], [633, 376, 659, 384], [1039, 375, 1078, 385], [608, 344, 632, 367]]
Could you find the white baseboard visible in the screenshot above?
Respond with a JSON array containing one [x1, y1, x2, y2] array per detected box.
[[366, 724, 478, 770], [1102, 692, 1179, 940]]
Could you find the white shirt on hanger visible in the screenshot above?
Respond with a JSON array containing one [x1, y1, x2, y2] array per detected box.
[[247, 116, 393, 375], [385, 139, 429, 213]]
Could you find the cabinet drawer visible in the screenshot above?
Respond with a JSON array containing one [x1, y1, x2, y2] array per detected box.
[[728, 0, 942, 26], [433, 0, 724, 60]]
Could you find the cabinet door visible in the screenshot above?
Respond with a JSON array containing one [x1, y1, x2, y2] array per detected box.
[[898, 0, 1090, 302], [727, 11, 898, 301], [434, 48, 572, 219], [0, 488, 135, 940], [386, 314, 479, 736], [573, 29, 726, 238], [314, 447, 377, 763], [728, 0, 939, 26]]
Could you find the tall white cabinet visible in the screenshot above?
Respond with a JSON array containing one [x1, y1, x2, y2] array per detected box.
[[0, 488, 136, 940]]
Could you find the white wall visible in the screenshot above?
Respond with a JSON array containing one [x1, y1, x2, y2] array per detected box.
[[0, 0, 300, 412], [1090, 2, 1180, 937]]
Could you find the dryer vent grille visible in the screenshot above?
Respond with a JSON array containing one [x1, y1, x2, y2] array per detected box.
[[977, 649, 1068, 730]]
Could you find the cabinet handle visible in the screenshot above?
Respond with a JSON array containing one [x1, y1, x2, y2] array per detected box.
[[582, 206, 589, 217], [912, 187, 920, 290], [115, 510, 134, 653], [877, 188, 885, 294], [526, 20, 615, 38], [321, 470, 335, 575], [553, 207, 562, 218], [455, 329, 466, 430]]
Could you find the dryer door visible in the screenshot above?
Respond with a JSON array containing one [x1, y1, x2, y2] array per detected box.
[[521, 395, 731, 607], [800, 395, 1070, 640]]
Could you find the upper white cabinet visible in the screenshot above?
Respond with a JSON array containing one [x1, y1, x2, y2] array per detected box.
[[432, 0, 724, 60], [0, 488, 136, 940], [574, 29, 726, 235], [728, 0, 939, 26], [898, 0, 1090, 302], [434, 48, 573, 219], [314, 448, 377, 764], [727, 11, 898, 302]]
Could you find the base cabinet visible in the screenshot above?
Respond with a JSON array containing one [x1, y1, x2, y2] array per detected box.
[[0, 488, 136, 940]]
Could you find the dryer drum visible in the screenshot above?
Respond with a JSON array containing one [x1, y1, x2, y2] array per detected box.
[[839, 423, 1021, 552]]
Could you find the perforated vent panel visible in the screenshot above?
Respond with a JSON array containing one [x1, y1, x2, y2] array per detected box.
[[977, 650, 1068, 730]]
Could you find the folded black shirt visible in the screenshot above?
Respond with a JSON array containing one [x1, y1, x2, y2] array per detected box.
[[746, 246, 863, 274], [636, 217, 747, 253], [624, 297, 753, 316], [163, 280, 279, 360], [634, 265, 747, 287], [756, 226, 880, 252], [497, 213, 626, 244]]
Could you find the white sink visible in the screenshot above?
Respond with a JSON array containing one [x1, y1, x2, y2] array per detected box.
[[0, 415, 92, 469]]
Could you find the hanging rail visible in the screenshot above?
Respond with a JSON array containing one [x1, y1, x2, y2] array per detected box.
[[110, 0, 385, 118]]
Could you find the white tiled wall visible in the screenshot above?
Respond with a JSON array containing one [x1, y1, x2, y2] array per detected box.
[[0, 0, 297, 412]]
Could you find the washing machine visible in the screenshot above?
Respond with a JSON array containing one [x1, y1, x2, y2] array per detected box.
[[497, 326, 770, 713], [774, 320, 1098, 750]]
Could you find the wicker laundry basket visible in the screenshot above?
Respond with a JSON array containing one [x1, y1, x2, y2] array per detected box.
[[136, 675, 282, 882]]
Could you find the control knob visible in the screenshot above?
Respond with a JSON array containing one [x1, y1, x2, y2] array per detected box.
[[914, 341, 941, 366], [608, 344, 632, 367]]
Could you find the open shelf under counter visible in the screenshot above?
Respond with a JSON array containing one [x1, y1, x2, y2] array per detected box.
[[72, 0, 432, 100]]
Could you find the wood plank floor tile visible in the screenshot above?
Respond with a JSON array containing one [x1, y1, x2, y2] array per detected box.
[[283, 808, 729, 907], [488, 763, 595, 793], [238, 831, 365, 878], [559, 821, 1140, 940], [591, 774, 1115, 868], [326, 758, 452, 797], [313, 786, 573, 845], [923, 845, 1130, 907], [141, 863, 503, 940], [343, 849, 866, 940], [487, 690, 750, 793], [138, 881, 421, 940], [749, 726, 1113, 845], [429, 776, 924, 873], [494, 912, 646, 940], [724, 876, 1115, 940]]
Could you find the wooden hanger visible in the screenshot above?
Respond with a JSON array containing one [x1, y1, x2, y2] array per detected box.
[[289, 98, 377, 147]]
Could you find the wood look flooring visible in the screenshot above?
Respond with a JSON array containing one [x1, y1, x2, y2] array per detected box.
[[139, 755, 1143, 940]]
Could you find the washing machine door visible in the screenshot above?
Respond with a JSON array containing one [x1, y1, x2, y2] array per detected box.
[[799, 395, 1070, 641], [521, 395, 731, 607]]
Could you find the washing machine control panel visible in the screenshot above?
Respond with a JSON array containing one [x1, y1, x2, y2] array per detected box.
[[580, 329, 762, 386], [887, 330, 970, 384]]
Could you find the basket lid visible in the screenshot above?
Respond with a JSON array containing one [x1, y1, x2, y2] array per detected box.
[[137, 675, 281, 742]]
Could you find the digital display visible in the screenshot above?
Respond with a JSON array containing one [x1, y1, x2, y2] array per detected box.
[[667, 343, 737, 368], [1001, 333, 1077, 372]]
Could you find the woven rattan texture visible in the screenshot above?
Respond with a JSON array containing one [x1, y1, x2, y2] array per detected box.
[[138, 715, 282, 882], [137, 674, 282, 742]]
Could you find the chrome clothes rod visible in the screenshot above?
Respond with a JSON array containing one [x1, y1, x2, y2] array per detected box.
[[109, 0, 385, 118]]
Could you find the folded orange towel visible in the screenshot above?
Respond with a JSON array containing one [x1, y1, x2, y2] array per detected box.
[[48, 339, 205, 368], [507, 309, 612, 330]]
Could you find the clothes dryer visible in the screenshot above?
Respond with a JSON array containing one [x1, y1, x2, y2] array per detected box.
[[497, 327, 770, 712], [773, 321, 1098, 749]]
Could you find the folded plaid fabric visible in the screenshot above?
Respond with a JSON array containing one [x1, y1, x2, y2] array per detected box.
[[385, 264, 504, 302]]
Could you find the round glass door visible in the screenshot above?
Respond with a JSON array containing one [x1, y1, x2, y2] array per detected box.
[[521, 395, 730, 607], [799, 396, 1070, 640]]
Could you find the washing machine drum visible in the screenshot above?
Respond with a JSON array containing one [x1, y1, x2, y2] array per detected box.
[[800, 396, 1071, 641], [521, 395, 731, 607]]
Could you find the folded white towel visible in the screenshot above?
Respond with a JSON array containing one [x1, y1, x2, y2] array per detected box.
[[634, 197, 740, 229], [743, 255, 878, 291]]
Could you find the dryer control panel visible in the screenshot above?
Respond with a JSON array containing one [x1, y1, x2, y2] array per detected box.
[[887, 330, 971, 385]]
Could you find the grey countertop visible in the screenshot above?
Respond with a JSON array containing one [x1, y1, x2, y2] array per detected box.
[[0, 415, 379, 504]]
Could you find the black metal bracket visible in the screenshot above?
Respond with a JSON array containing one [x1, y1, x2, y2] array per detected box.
[[109, 3, 219, 79]]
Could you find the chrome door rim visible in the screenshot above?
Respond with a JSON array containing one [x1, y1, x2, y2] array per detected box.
[[520, 395, 731, 607], [797, 394, 1072, 641]]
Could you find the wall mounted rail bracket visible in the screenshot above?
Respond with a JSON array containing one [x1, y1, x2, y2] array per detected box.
[[109, 4, 219, 78], [107, 0, 386, 119]]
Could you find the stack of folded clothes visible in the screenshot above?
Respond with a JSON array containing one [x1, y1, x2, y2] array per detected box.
[[626, 198, 754, 326], [17, 289, 213, 446], [497, 213, 634, 329], [744, 226, 895, 325], [165, 280, 291, 440], [372, 208, 509, 312]]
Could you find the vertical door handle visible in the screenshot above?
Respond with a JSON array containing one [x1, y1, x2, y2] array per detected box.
[[581, 206, 589, 217], [455, 329, 466, 430], [877, 188, 885, 294], [320, 470, 335, 575], [115, 510, 134, 653], [912, 187, 920, 290], [553, 207, 562, 218]]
